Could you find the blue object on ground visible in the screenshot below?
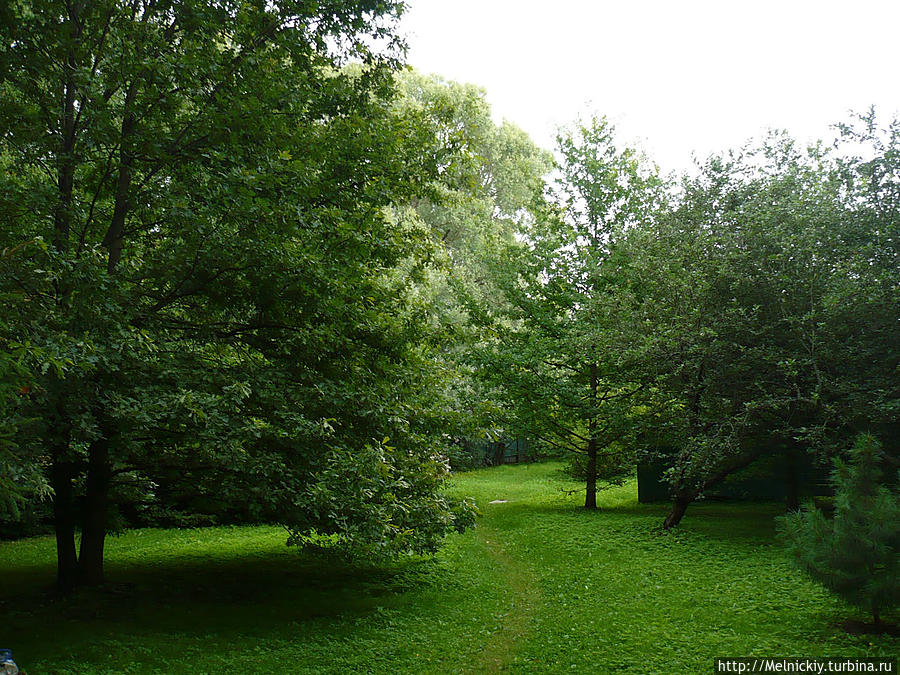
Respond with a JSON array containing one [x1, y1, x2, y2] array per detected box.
[[0, 649, 18, 674]]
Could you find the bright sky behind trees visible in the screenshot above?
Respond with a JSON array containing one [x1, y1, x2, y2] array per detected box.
[[399, 0, 900, 174]]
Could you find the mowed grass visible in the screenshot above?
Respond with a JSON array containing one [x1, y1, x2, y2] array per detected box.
[[1, 462, 897, 674]]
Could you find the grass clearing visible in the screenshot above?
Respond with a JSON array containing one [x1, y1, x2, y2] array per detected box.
[[1, 462, 897, 673]]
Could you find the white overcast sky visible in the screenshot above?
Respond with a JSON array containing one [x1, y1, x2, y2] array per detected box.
[[398, 1, 900, 175]]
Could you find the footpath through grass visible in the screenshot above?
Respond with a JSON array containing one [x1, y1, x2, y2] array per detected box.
[[1, 462, 897, 673]]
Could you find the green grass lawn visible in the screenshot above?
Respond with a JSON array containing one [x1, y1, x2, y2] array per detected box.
[[1, 462, 897, 673]]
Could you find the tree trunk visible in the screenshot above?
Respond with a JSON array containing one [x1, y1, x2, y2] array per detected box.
[[78, 433, 111, 586], [83, 81, 135, 586], [663, 495, 692, 529], [585, 362, 598, 510], [52, 1, 81, 254], [50, 3, 81, 593], [662, 452, 764, 529], [102, 85, 137, 273], [51, 457, 79, 592], [585, 442, 597, 509], [492, 442, 505, 466]]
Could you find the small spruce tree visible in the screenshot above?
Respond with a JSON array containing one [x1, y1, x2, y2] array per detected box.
[[782, 434, 899, 628]]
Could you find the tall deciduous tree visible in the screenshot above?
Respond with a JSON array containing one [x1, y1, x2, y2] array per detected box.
[[1, 0, 474, 590], [480, 116, 663, 508], [390, 72, 553, 450]]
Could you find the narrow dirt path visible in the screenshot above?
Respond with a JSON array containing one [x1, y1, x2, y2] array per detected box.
[[467, 517, 541, 673]]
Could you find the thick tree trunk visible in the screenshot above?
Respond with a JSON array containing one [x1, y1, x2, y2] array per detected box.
[[663, 495, 692, 529], [51, 457, 79, 592], [585, 362, 598, 510], [78, 433, 112, 586]]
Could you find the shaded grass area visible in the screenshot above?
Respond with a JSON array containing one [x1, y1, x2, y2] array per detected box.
[[1, 526, 509, 674], [1, 462, 897, 673]]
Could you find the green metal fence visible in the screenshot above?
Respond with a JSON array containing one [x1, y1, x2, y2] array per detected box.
[[450, 437, 532, 471], [638, 451, 832, 503]]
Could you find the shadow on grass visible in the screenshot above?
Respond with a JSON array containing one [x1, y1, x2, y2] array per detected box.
[[2, 547, 447, 654]]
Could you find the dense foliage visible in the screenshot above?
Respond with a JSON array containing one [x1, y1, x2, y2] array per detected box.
[[393, 72, 552, 455], [616, 117, 899, 527], [433, 109, 898, 526], [0, 0, 477, 588]]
